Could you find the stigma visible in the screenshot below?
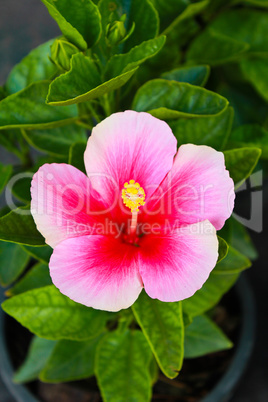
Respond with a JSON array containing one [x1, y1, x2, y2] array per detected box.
[[121, 180, 146, 212]]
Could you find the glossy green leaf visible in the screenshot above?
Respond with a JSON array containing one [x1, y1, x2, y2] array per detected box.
[[13, 336, 56, 383], [217, 236, 228, 263], [0, 81, 78, 131], [21, 245, 52, 264], [11, 174, 32, 203], [68, 142, 86, 173], [161, 65, 210, 87], [224, 147, 262, 186], [0, 241, 30, 286], [219, 83, 268, 129], [228, 124, 268, 159], [169, 107, 233, 150], [133, 79, 228, 119], [2, 285, 110, 340], [7, 263, 52, 296], [240, 57, 268, 102], [47, 53, 138, 106], [186, 28, 249, 65], [219, 217, 258, 261], [5, 40, 57, 94], [183, 272, 239, 318], [184, 315, 232, 358], [98, 0, 159, 53], [149, 357, 159, 385], [209, 9, 268, 53], [132, 292, 184, 379], [40, 334, 104, 382], [215, 245, 251, 275], [162, 0, 210, 35], [40, 0, 101, 50], [0, 163, 12, 195], [242, 0, 268, 6], [22, 124, 87, 156], [0, 130, 20, 154], [150, 0, 188, 31], [0, 86, 6, 100], [182, 246, 250, 317], [0, 206, 45, 245], [95, 329, 152, 402], [105, 36, 166, 81]]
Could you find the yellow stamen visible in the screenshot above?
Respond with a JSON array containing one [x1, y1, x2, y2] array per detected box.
[[121, 180, 146, 236], [121, 180, 146, 213]]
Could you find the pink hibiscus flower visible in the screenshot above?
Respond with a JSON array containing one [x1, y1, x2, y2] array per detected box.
[[31, 111, 235, 312]]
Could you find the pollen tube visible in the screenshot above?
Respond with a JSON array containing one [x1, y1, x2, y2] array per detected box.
[[121, 180, 146, 235]]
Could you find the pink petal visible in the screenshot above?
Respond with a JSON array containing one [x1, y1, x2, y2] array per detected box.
[[139, 220, 219, 302], [49, 235, 143, 311], [84, 111, 177, 221], [144, 144, 235, 231], [31, 163, 110, 248]]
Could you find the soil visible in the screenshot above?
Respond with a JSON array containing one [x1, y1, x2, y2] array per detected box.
[[4, 288, 240, 402]]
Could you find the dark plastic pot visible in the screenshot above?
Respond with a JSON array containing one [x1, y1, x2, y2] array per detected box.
[[0, 274, 255, 402]]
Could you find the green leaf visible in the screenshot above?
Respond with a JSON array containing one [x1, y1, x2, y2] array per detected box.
[[11, 174, 32, 203], [105, 36, 166, 81], [47, 53, 138, 106], [182, 246, 250, 317], [98, 0, 159, 53], [241, 0, 268, 6], [219, 83, 268, 129], [21, 245, 52, 264], [7, 263, 52, 296], [40, 0, 101, 50], [22, 124, 87, 156], [161, 65, 210, 87], [13, 336, 56, 383], [2, 285, 110, 340], [0, 241, 30, 286], [132, 292, 184, 379], [0, 81, 78, 131], [0, 130, 20, 154], [217, 236, 228, 263], [240, 57, 268, 102], [219, 217, 258, 261], [150, 0, 188, 31], [186, 28, 249, 65], [227, 124, 268, 159], [133, 79, 228, 119], [224, 147, 262, 186], [68, 142, 86, 173], [169, 106, 233, 150], [209, 8, 268, 54], [215, 245, 251, 275], [5, 40, 57, 94], [95, 329, 152, 402], [0, 206, 45, 245], [0, 163, 12, 195], [184, 315, 232, 358], [162, 0, 210, 35], [40, 334, 104, 382]]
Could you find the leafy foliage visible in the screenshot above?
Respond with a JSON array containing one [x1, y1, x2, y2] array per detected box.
[[0, 0, 264, 399]]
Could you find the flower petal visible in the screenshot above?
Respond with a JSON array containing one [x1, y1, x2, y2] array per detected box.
[[84, 111, 177, 218], [144, 144, 235, 231], [139, 220, 218, 302], [31, 163, 110, 248], [49, 235, 143, 311]]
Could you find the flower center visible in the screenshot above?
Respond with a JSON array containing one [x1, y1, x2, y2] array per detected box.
[[121, 180, 146, 236], [121, 180, 146, 212]]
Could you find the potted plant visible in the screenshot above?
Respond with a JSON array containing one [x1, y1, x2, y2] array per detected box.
[[0, 0, 265, 400]]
